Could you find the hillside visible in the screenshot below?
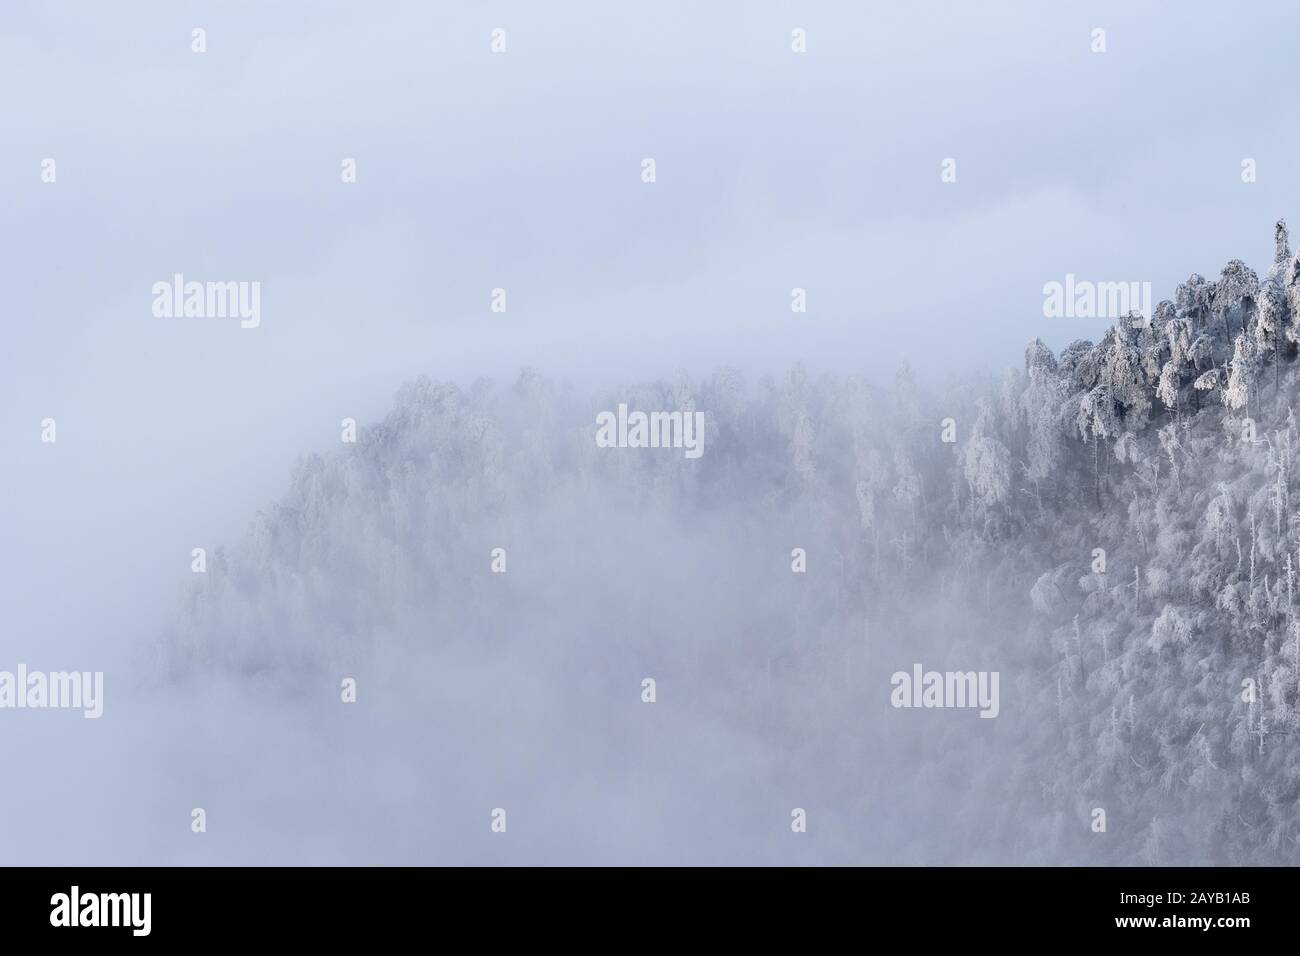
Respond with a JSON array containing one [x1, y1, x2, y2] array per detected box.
[[165, 222, 1300, 864]]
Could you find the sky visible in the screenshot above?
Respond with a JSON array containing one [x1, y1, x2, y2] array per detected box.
[[2, 0, 1299, 863], [4, 0, 1292, 624]]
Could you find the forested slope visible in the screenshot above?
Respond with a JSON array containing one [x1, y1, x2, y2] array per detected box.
[[165, 222, 1300, 864]]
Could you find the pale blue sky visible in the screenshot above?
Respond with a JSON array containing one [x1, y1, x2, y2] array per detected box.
[[3, 0, 1299, 653]]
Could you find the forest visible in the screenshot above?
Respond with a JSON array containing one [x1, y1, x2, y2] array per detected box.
[[165, 220, 1300, 864]]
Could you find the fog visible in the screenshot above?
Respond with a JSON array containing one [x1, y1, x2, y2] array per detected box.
[[3, 0, 1300, 864]]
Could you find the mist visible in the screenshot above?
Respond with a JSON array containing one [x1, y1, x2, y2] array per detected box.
[[4, 1, 1300, 865]]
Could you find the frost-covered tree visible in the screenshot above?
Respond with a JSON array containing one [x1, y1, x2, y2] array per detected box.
[[1098, 326, 1151, 430], [1216, 259, 1260, 339], [1156, 360, 1181, 414], [1077, 384, 1119, 506], [1175, 273, 1214, 331], [1058, 338, 1101, 394], [1224, 333, 1258, 413], [962, 430, 1012, 512], [1022, 339, 1066, 485], [163, 216, 1300, 866], [1256, 274, 1288, 400]]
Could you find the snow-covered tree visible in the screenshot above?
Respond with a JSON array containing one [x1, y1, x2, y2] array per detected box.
[[1224, 333, 1258, 412], [163, 216, 1300, 866], [1215, 259, 1260, 338]]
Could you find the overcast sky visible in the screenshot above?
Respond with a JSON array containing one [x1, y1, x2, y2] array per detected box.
[[3, 0, 1300, 779]]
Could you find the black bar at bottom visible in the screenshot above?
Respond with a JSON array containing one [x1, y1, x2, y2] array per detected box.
[[0, 866, 1279, 942]]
